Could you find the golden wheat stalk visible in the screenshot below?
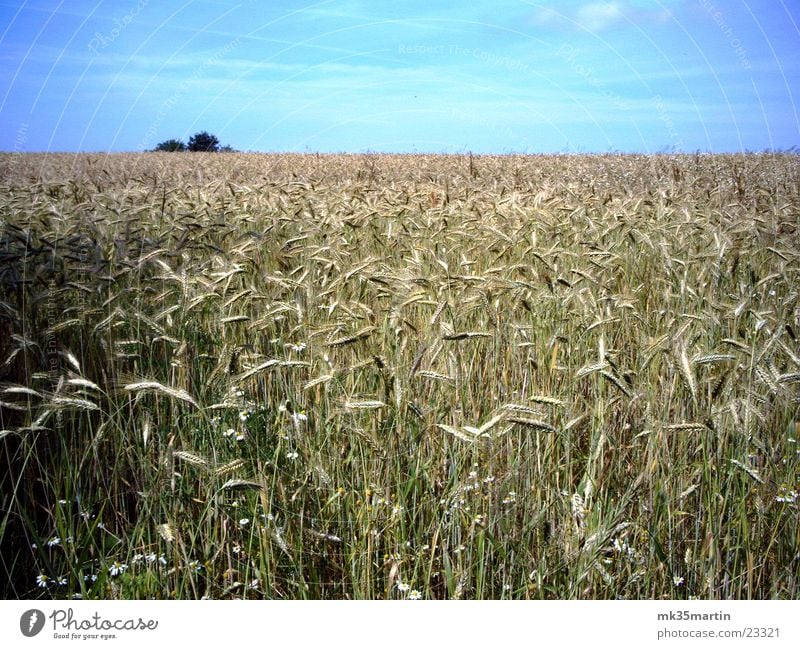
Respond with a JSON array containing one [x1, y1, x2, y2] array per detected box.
[[677, 347, 697, 402], [123, 381, 199, 408], [2, 386, 42, 398], [66, 378, 103, 391], [236, 359, 309, 382], [664, 422, 707, 432], [728, 459, 764, 484], [692, 354, 736, 366], [220, 478, 263, 492], [442, 331, 491, 340], [528, 395, 564, 406], [599, 370, 632, 398], [436, 423, 479, 442], [173, 451, 210, 468], [344, 400, 386, 409], [50, 396, 100, 411], [575, 362, 608, 379], [501, 403, 543, 417], [326, 326, 375, 348], [215, 459, 247, 476], [415, 369, 455, 382], [303, 374, 333, 390], [508, 417, 557, 433]]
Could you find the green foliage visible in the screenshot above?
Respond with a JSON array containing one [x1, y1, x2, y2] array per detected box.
[[153, 139, 186, 152], [152, 133, 235, 153], [187, 131, 220, 152]]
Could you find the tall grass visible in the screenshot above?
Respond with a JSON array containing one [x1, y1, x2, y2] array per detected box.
[[0, 152, 798, 599]]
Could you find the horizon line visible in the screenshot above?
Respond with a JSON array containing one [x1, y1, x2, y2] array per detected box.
[[2, 148, 798, 156]]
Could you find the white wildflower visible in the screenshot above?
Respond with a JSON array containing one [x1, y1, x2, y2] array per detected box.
[[108, 561, 127, 577]]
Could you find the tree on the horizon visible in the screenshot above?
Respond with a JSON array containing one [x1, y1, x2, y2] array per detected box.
[[153, 138, 186, 152], [187, 131, 220, 152]]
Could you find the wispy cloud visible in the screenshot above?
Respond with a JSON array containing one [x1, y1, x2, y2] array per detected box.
[[0, 0, 794, 153], [528, 0, 681, 32], [576, 2, 623, 31]]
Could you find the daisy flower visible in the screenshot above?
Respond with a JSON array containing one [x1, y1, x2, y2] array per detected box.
[[775, 486, 798, 503], [108, 561, 128, 577]]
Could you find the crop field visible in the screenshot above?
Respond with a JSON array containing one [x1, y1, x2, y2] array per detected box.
[[0, 152, 798, 600]]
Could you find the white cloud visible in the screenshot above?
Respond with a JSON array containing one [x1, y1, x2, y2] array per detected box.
[[527, 1, 683, 32], [576, 2, 623, 31], [527, 6, 564, 28]]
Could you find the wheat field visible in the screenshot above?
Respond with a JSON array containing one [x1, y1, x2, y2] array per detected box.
[[0, 152, 798, 599]]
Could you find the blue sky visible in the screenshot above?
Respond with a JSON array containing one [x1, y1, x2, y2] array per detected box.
[[1, 0, 798, 153]]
